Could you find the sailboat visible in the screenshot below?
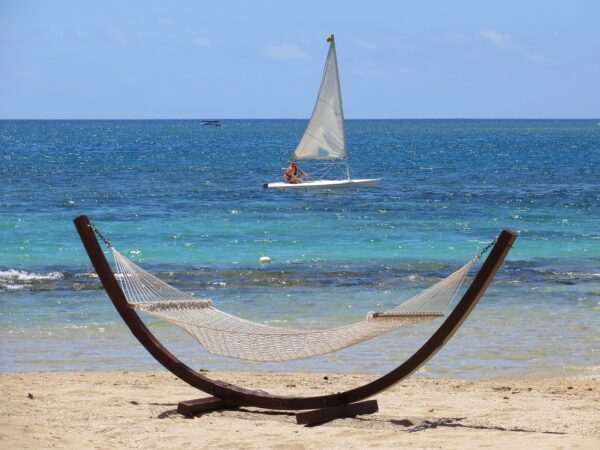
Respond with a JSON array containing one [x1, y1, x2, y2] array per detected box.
[[264, 35, 380, 190]]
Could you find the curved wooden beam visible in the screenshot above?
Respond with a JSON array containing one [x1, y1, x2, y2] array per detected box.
[[74, 215, 516, 411]]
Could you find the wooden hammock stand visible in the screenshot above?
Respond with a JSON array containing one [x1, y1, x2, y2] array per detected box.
[[74, 215, 516, 425]]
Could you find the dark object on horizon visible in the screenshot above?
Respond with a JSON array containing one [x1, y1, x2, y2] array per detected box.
[[73, 214, 517, 425], [201, 120, 221, 127]]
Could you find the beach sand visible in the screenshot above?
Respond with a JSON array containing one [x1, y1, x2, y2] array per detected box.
[[1, 371, 598, 449]]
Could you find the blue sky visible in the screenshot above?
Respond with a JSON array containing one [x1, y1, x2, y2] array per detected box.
[[1, 0, 599, 119]]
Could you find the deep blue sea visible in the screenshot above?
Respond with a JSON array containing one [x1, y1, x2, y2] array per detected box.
[[1, 119, 599, 379]]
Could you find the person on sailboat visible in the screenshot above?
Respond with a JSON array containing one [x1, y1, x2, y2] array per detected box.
[[284, 162, 307, 184]]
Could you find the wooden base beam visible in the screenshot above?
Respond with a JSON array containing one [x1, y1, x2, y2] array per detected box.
[[177, 396, 235, 416], [178, 397, 378, 425], [296, 399, 379, 425]]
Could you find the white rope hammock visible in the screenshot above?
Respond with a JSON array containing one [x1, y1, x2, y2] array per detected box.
[[110, 247, 476, 362]]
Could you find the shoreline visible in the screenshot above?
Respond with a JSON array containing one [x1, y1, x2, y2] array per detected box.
[[2, 370, 598, 449]]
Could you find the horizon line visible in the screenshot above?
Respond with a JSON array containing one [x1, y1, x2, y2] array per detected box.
[[1, 117, 598, 121]]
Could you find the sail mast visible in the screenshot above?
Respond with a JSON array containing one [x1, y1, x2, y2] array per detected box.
[[329, 35, 350, 179]]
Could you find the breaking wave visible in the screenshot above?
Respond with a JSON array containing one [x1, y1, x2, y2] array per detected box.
[[0, 269, 64, 291]]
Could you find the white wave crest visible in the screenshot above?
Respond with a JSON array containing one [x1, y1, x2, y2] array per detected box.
[[0, 269, 64, 290], [0, 269, 64, 281]]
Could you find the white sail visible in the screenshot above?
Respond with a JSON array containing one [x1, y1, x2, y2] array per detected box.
[[292, 36, 346, 161]]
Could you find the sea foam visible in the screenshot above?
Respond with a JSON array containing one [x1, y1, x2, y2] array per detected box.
[[0, 269, 64, 290]]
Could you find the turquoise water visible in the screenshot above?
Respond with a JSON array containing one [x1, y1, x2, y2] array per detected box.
[[1, 119, 599, 378]]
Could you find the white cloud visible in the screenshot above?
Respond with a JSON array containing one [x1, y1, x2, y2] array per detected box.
[[480, 29, 508, 46], [264, 44, 308, 61], [116, 73, 135, 85], [354, 39, 376, 49], [522, 51, 553, 64], [480, 29, 553, 65], [158, 15, 177, 26], [192, 37, 211, 48], [107, 27, 135, 48]]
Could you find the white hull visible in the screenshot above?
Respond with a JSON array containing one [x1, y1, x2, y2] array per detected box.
[[264, 178, 380, 190]]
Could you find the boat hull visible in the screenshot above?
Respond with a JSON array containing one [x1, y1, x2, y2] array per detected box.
[[263, 178, 380, 190]]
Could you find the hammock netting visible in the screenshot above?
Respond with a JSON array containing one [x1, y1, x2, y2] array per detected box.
[[110, 248, 475, 362]]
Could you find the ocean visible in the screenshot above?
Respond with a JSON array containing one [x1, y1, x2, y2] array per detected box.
[[1, 119, 598, 379]]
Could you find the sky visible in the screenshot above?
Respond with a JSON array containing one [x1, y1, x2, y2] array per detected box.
[[1, 0, 599, 119]]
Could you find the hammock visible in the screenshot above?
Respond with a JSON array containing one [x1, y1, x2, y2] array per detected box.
[[110, 247, 476, 362], [76, 215, 516, 423]]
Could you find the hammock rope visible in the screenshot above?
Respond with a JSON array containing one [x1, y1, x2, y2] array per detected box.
[[107, 244, 476, 362]]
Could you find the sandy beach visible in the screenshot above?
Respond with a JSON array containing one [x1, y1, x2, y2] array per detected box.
[[1, 370, 598, 449]]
